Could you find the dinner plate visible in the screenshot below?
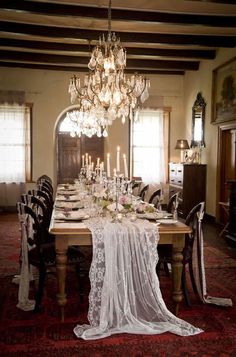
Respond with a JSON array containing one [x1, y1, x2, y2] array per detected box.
[[54, 211, 89, 221], [158, 219, 178, 225], [137, 212, 159, 220]]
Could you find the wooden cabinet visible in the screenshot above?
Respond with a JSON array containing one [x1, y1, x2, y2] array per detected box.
[[169, 163, 206, 218]]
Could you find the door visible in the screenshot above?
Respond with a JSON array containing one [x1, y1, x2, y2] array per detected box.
[[57, 133, 104, 184], [57, 133, 81, 184], [217, 122, 236, 224]]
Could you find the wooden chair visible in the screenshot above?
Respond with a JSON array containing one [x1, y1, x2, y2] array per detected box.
[[148, 188, 162, 208], [182, 202, 205, 306], [167, 192, 179, 214], [16, 202, 86, 312], [140, 184, 149, 201], [157, 201, 205, 306]]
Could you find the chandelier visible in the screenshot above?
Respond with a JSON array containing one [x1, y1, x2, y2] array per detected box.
[[68, 0, 150, 137]]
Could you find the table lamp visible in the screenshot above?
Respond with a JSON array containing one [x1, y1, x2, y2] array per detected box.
[[175, 139, 190, 163]]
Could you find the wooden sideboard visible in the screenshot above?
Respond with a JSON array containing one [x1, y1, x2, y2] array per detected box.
[[169, 163, 207, 218]]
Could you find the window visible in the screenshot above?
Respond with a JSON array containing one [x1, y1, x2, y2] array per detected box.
[[0, 103, 32, 182], [130, 109, 169, 184]]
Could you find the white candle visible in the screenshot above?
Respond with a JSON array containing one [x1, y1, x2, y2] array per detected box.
[[89, 155, 91, 165], [107, 153, 111, 177], [113, 168, 117, 177], [116, 146, 120, 172], [85, 153, 88, 165], [123, 154, 128, 178], [100, 162, 103, 179], [82, 155, 85, 167], [97, 157, 100, 167]]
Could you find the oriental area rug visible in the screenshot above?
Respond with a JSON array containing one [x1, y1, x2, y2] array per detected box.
[[0, 213, 236, 357]]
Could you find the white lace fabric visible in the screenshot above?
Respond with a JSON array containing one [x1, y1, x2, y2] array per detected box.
[[16, 203, 35, 311], [74, 217, 203, 340], [193, 211, 232, 307]]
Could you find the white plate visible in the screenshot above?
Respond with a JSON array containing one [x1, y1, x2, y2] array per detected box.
[[158, 219, 178, 225], [54, 211, 89, 221], [137, 212, 158, 220]]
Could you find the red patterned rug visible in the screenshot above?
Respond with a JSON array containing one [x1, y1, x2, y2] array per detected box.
[[0, 213, 236, 356]]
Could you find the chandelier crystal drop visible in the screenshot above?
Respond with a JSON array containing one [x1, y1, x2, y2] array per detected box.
[[68, 0, 150, 137]]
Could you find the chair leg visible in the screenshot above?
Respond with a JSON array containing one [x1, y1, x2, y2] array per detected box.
[[182, 267, 191, 306], [189, 260, 198, 295], [156, 260, 161, 276], [163, 262, 170, 277], [34, 264, 46, 312], [76, 264, 85, 303]]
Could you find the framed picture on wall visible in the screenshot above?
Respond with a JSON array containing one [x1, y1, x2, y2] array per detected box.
[[211, 57, 236, 124]]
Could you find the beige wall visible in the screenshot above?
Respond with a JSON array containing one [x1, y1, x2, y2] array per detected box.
[[183, 48, 236, 216], [0, 67, 184, 183], [1, 47, 235, 214]]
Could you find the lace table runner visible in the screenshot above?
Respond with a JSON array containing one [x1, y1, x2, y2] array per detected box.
[[74, 217, 203, 340]]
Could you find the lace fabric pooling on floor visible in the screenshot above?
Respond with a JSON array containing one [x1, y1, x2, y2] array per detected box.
[[74, 217, 203, 340]]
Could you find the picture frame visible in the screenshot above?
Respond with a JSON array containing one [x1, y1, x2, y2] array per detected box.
[[211, 57, 236, 124]]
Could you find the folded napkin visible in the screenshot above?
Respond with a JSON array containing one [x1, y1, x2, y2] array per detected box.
[[107, 202, 124, 212], [55, 201, 84, 209], [56, 195, 81, 202], [54, 210, 89, 221]]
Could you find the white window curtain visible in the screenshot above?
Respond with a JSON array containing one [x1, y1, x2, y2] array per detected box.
[[132, 109, 166, 185], [0, 104, 29, 183]]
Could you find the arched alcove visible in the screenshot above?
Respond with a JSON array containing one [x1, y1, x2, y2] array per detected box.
[[54, 106, 104, 184]]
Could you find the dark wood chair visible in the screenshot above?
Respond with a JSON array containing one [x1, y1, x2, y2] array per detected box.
[[140, 184, 149, 201], [157, 201, 205, 306], [16, 202, 86, 312], [167, 192, 179, 214], [148, 188, 162, 208]]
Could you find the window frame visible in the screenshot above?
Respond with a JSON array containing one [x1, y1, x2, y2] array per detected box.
[[129, 107, 170, 183], [0, 102, 33, 183]]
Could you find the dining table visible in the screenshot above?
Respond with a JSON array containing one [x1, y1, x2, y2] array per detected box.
[[49, 186, 191, 322]]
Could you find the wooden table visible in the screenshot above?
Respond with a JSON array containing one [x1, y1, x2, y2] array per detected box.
[[49, 217, 191, 321]]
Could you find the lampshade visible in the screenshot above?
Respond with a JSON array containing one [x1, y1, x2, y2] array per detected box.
[[175, 139, 190, 150]]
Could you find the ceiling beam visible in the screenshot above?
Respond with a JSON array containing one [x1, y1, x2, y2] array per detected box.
[[1, 22, 235, 47], [0, 61, 185, 75], [0, 38, 216, 60], [0, 50, 199, 70], [0, 0, 236, 27]]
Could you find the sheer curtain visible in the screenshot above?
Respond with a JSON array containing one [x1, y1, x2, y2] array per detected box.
[[0, 103, 29, 182], [131, 110, 167, 184], [0, 103, 30, 207]]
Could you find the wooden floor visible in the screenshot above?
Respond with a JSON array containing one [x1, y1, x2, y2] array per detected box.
[[203, 218, 236, 260]]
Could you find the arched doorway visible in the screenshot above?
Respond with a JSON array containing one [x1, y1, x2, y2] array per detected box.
[[56, 108, 104, 184]]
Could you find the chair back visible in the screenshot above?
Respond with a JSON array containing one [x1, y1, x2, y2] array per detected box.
[[140, 184, 149, 201], [183, 202, 205, 264], [148, 188, 162, 208], [167, 192, 179, 213], [37, 175, 52, 185]]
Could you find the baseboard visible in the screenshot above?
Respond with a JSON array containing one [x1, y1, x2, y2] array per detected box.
[[0, 206, 17, 213]]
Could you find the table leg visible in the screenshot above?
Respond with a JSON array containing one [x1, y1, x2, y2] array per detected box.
[[171, 234, 184, 316], [56, 248, 68, 322]]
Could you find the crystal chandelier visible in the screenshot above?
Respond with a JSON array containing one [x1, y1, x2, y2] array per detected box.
[[68, 0, 150, 137]]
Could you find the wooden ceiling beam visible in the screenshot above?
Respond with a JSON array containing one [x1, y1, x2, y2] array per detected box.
[[0, 50, 199, 70], [0, 61, 185, 75], [1, 0, 236, 27], [1, 22, 235, 47], [0, 38, 216, 59]]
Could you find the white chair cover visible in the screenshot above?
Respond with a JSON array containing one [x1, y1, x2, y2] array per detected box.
[[16, 203, 35, 311], [74, 217, 203, 340], [193, 207, 232, 307]]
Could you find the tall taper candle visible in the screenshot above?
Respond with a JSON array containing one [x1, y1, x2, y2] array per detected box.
[[116, 146, 120, 172], [123, 154, 128, 178], [82, 155, 85, 167], [107, 153, 111, 177]]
